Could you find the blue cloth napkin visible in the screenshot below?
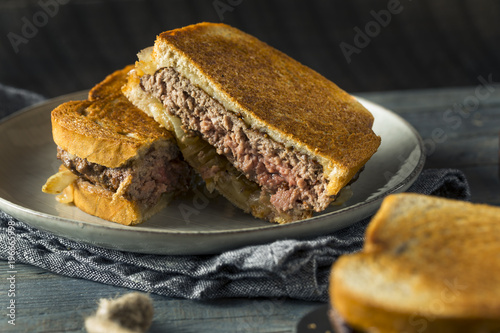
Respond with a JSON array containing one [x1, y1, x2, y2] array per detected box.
[[0, 85, 470, 302]]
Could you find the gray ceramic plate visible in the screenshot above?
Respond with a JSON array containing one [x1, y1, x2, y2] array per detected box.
[[0, 92, 424, 254]]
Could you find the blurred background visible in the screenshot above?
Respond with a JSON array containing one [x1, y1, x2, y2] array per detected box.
[[1, 0, 499, 98]]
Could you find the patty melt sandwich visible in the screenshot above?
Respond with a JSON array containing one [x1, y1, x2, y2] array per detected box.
[[329, 193, 500, 332], [124, 22, 381, 223], [42, 66, 193, 225]]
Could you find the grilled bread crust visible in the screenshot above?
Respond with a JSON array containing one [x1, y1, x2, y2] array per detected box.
[[51, 65, 176, 168], [61, 177, 173, 226], [330, 193, 500, 333], [141, 22, 380, 196]]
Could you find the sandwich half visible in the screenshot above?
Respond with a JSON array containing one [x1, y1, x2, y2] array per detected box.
[[329, 193, 500, 332], [43, 65, 193, 225], [124, 22, 381, 223]]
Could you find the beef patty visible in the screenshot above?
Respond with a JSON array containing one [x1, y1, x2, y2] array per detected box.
[[57, 144, 192, 207], [141, 67, 333, 213]]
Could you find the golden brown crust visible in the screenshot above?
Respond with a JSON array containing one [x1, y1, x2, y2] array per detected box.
[[331, 271, 500, 333], [88, 65, 135, 100], [51, 66, 175, 168], [154, 23, 381, 194], [330, 193, 500, 332], [63, 178, 171, 226]]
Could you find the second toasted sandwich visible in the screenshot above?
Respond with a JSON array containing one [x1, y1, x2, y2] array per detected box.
[[124, 23, 381, 223], [43, 65, 194, 225], [329, 193, 500, 332]]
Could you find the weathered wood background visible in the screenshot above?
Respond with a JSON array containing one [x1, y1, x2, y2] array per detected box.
[[1, 0, 499, 97]]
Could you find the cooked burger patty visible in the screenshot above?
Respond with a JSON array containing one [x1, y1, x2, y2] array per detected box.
[[141, 67, 332, 212], [57, 145, 192, 207]]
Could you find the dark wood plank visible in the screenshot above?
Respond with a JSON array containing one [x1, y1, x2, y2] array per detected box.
[[359, 87, 500, 207], [0, 263, 320, 332], [2, 0, 500, 97]]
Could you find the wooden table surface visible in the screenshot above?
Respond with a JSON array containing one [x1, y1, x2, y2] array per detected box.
[[1, 85, 499, 332]]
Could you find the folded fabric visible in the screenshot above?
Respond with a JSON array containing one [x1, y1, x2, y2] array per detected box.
[[0, 85, 471, 302], [0, 83, 44, 119]]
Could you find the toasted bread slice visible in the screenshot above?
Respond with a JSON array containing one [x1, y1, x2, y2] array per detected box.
[[52, 65, 177, 168], [44, 66, 193, 225], [330, 193, 500, 332], [60, 173, 174, 226], [88, 65, 132, 101], [132, 22, 380, 195]]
